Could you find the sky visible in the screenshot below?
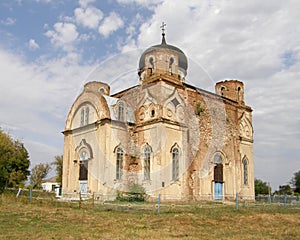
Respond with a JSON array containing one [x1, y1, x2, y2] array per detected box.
[[0, 0, 299, 191]]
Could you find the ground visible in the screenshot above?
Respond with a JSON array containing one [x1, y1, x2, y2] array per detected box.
[[0, 193, 299, 240]]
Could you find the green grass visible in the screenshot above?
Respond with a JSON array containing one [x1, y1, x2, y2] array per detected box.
[[0, 193, 300, 240]]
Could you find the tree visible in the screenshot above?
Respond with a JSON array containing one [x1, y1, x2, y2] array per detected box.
[[30, 163, 51, 189], [254, 178, 270, 195], [291, 170, 300, 194], [52, 155, 63, 185], [0, 129, 30, 193], [273, 185, 293, 195]]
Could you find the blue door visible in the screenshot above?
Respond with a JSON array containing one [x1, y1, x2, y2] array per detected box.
[[214, 182, 223, 200]]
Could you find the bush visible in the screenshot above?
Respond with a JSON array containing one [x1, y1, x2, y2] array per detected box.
[[116, 183, 147, 202]]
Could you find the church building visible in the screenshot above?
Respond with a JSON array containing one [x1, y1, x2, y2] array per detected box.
[[62, 28, 254, 201]]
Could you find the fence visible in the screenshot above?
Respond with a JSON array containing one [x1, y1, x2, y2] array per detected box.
[[1, 189, 300, 213]]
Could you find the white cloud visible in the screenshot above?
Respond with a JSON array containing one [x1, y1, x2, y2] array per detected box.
[[98, 12, 124, 38], [74, 6, 103, 29], [0, 47, 95, 166], [79, 0, 95, 8], [28, 39, 40, 50], [116, 0, 162, 7], [45, 22, 79, 51], [1, 17, 16, 26]]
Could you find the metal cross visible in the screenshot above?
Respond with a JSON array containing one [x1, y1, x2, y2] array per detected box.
[[160, 22, 166, 34]]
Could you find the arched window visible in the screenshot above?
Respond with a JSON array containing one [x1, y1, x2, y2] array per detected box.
[[214, 154, 223, 164], [172, 147, 179, 181], [143, 145, 151, 180], [116, 148, 124, 180], [118, 102, 124, 121], [169, 57, 174, 74], [243, 157, 248, 185]]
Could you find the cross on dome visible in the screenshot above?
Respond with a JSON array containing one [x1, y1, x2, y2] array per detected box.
[[160, 22, 166, 35], [160, 22, 167, 44]]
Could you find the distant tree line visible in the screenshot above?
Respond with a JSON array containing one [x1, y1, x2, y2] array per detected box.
[[255, 170, 300, 196]]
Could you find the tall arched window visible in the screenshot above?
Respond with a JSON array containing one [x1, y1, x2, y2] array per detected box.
[[243, 157, 248, 185], [172, 147, 179, 181], [118, 102, 124, 121], [116, 148, 124, 180], [143, 145, 151, 180]]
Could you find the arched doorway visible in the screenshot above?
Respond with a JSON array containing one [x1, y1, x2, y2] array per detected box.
[[214, 154, 223, 200], [79, 150, 88, 197]]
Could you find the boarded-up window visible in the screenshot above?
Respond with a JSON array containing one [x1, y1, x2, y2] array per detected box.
[[116, 148, 124, 180], [172, 148, 179, 180], [144, 145, 151, 180], [214, 164, 223, 183]]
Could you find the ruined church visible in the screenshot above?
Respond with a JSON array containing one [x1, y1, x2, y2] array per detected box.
[[62, 28, 254, 201]]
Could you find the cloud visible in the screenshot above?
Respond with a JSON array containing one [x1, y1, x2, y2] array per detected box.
[[78, 0, 96, 8], [0, 47, 95, 166], [98, 12, 124, 38], [28, 39, 40, 50], [74, 6, 103, 29], [45, 22, 79, 51], [1, 17, 16, 26], [116, 0, 161, 7]]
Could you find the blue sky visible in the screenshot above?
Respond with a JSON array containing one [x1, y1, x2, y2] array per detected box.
[[0, 0, 299, 191]]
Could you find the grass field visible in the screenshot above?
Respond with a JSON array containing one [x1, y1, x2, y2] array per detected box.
[[0, 194, 300, 240]]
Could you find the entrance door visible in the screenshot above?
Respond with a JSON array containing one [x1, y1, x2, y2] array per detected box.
[[214, 163, 223, 200], [79, 151, 88, 198], [79, 180, 88, 197], [214, 182, 223, 200]]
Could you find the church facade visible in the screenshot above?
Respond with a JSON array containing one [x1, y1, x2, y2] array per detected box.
[[62, 32, 254, 201]]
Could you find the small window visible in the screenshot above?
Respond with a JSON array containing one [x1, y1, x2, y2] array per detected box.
[[118, 102, 124, 121], [220, 86, 226, 96], [169, 57, 174, 73], [149, 57, 154, 68], [151, 109, 155, 117]]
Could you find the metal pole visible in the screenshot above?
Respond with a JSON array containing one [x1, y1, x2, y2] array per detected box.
[[29, 188, 32, 202], [158, 194, 161, 214], [284, 194, 287, 209], [236, 193, 238, 210]]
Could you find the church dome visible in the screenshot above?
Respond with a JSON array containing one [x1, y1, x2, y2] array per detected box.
[[138, 32, 188, 80]]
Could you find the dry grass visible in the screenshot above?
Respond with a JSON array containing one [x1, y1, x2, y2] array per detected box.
[[0, 194, 299, 240]]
